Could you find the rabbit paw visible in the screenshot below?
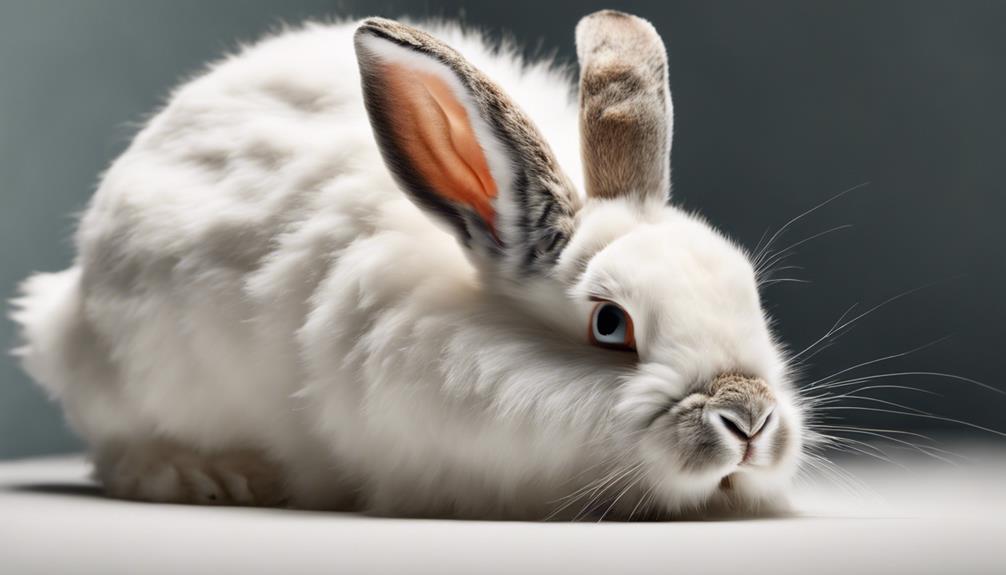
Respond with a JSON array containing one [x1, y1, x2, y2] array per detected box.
[[95, 441, 287, 507]]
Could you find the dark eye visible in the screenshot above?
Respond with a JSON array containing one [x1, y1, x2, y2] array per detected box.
[[589, 302, 636, 351]]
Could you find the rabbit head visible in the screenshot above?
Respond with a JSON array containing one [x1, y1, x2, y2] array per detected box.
[[355, 11, 803, 517]]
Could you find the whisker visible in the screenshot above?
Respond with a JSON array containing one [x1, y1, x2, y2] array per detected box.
[[835, 384, 942, 397], [572, 462, 645, 521], [790, 303, 860, 364], [559, 460, 642, 521], [752, 181, 870, 268], [804, 384, 941, 407], [802, 335, 951, 389], [814, 394, 933, 416], [759, 277, 812, 286], [751, 227, 772, 266], [817, 406, 1006, 438], [627, 482, 658, 521], [757, 224, 854, 278], [597, 467, 648, 522], [547, 456, 626, 505], [768, 265, 804, 274], [545, 475, 615, 521], [801, 451, 872, 497], [808, 370, 1002, 395], [791, 283, 948, 365], [819, 434, 909, 470], [812, 426, 964, 465], [811, 424, 940, 444]]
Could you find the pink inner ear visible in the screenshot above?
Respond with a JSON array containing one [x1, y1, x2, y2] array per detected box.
[[384, 63, 498, 229]]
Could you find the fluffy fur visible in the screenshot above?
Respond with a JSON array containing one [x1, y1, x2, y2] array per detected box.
[[11, 11, 804, 519]]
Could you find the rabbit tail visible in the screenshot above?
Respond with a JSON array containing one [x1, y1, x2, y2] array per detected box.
[[10, 267, 91, 398]]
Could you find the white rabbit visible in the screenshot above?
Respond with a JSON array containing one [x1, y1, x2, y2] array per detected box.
[[11, 11, 804, 519]]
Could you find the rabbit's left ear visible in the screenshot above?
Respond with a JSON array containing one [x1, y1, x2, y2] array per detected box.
[[577, 10, 672, 203], [355, 18, 580, 278]]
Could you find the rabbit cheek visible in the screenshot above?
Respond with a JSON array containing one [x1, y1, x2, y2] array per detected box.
[[666, 398, 740, 475], [641, 395, 736, 482]]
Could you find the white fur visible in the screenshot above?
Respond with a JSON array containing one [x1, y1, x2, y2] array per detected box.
[[11, 19, 802, 518]]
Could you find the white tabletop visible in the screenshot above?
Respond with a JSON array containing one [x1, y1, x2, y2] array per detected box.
[[1, 444, 1004, 575]]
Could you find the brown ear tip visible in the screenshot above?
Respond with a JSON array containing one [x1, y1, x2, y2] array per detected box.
[[581, 9, 636, 22], [354, 18, 419, 60], [576, 10, 660, 50], [577, 9, 654, 29], [358, 16, 394, 28], [355, 17, 392, 39]]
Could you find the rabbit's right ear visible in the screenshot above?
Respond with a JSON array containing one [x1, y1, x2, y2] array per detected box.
[[355, 18, 581, 278]]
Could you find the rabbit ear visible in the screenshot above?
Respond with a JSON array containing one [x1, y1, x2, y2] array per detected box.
[[355, 18, 581, 278], [577, 10, 672, 203]]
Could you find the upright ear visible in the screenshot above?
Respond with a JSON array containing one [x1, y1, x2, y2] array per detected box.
[[576, 10, 672, 203], [354, 18, 581, 278]]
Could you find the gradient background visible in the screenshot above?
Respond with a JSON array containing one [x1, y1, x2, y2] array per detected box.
[[2, 0, 1003, 459]]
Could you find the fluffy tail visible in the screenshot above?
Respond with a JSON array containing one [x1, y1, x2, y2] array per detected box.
[[9, 267, 87, 399]]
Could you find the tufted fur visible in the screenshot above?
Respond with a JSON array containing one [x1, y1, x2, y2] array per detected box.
[[10, 13, 804, 519]]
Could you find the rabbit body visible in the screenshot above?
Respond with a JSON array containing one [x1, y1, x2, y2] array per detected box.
[[15, 21, 594, 515], [14, 13, 803, 519]]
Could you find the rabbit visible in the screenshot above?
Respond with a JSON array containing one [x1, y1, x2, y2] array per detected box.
[[10, 10, 805, 519]]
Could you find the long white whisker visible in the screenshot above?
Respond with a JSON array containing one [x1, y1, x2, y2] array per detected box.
[[753, 181, 870, 268], [571, 462, 645, 521], [804, 384, 941, 407], [814, 394, 933, 416], [811, 424, 939, 444], [760, 277, 812, 286], [790, 303, 859, 364], [813, 426, 963, 465], [757, 224, 854, 277], [802, 451, 871, 497], [820, 434, 909, 470], [597, 467, 648, 522], [791, 283, 946, 364], [627, 482, 658, 521], [809, 370, 1002, 395], [817, 406, 1006, 438], [801, 335, 951, 389]]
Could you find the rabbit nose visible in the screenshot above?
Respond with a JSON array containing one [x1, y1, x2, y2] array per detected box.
[[707, 373, 777, 460], [714, 405, 774, 441]]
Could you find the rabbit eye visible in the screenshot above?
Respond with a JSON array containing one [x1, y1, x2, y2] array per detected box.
[[589, 301, 636, 351]]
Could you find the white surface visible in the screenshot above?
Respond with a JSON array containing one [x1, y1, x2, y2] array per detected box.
[[1, 447, 1005, 575]]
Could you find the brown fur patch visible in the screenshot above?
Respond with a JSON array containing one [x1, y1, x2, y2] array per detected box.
[[708, 373, 774, 401], [576, 10, 671, 202], [707, 373, 776, 435]]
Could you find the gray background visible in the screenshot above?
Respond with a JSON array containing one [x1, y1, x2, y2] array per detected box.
[[2, 0, 1003, 459]]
